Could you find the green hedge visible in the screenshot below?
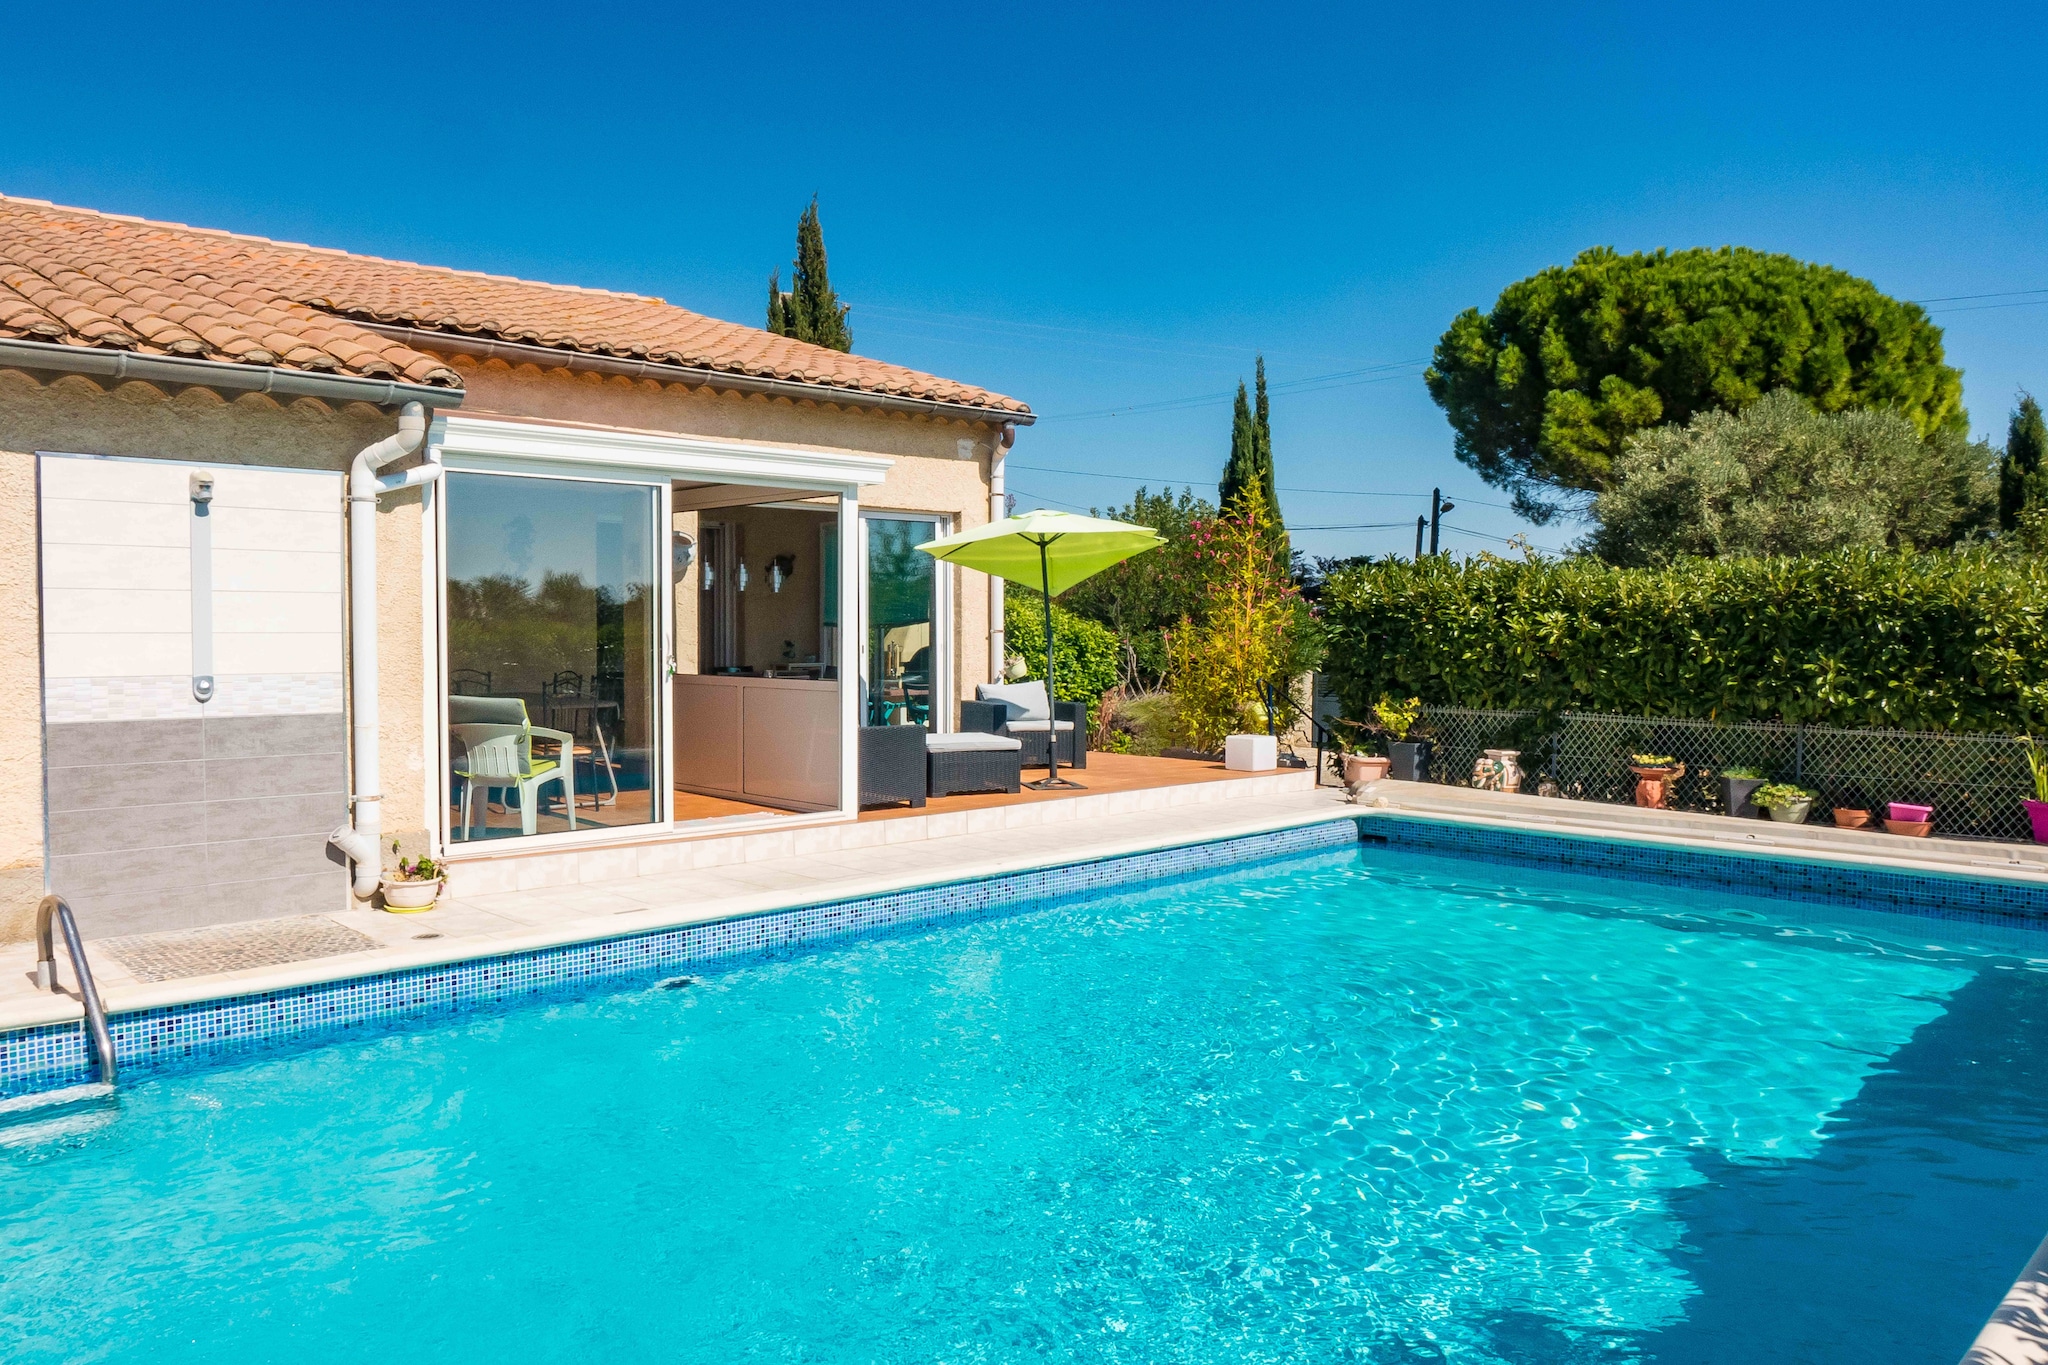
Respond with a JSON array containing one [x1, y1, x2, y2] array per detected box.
[[1005, 592, 1123, 709], [1319, 550, 2048, 734]]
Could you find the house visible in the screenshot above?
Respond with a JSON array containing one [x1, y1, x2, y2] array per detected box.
[[0, 195, 1032, 939]]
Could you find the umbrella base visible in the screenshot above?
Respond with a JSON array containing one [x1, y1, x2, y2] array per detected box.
[[1025, 775, 1088, 791]]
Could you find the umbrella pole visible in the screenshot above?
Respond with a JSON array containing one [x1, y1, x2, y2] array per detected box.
[[1027, 537, 1083, 790]]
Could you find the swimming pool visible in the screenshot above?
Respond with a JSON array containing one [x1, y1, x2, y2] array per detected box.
[[4, 828, 2045, 1362]]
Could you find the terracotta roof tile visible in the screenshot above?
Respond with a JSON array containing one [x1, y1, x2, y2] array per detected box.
[[0, 195, 1028, 415]]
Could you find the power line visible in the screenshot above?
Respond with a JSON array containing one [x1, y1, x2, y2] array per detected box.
[[1913, 287, 2048, 304], [1924, 298, 2048, 315], [1007, 462, 1517, 511], [1037, 360, 1428, 423]]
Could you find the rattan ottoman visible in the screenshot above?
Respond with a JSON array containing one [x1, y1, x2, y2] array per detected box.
[[924, 732, 1023, 796]]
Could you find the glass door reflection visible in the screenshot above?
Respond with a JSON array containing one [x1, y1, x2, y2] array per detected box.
[[864, 516, 938, 730], [445, 472, 659, 840]]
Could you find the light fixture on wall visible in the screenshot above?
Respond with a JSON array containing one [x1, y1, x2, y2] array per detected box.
[[768, 553, 795, 593], [737, 561, 750, 592], [672, 531, 695, 581]]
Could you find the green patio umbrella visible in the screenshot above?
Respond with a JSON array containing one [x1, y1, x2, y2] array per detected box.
[[918, 510, 1164, 789]]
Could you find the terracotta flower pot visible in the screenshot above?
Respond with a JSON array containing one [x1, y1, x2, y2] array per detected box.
[[1342, 753, 1391, 786], [1883, 819, 1932, 838], [1629, 764, 1681, 809], [1833, 808, 1871, 829]]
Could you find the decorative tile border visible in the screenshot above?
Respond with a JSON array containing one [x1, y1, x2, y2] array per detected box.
[[1366, 814, 2048, 924], [0, 820, 1361, 1097]]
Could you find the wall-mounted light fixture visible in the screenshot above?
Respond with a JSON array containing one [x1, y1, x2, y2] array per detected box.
[[737, 561, 750, 592], [768, 553, 796, 593]]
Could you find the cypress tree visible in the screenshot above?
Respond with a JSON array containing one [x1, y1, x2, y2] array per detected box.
[[1219, 380, 1258, 510], [1999, 393, 2048, 533], [1252, 356, 1287, 564], [766, 272, 788, 337]]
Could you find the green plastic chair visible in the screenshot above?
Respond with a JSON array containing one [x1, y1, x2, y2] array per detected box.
[[450, 704, 577, 839]]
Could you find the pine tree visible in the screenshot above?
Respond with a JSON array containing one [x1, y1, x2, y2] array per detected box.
[[1999, 393, 2048, 533], [764, 198, 852, 352]]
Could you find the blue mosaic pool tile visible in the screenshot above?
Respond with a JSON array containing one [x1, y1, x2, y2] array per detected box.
[[0, 819, 1359, 1097], [1367, 814, 2048, 924]]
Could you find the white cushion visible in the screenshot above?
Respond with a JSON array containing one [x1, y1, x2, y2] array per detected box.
[[925, 732, 1023, 753], [1004, 719, 1074, 733], [976, 680, 1050, 724]]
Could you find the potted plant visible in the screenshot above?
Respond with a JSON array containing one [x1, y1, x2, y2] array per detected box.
[[1885, 802, 1934, 838], [1628, 753, 1684, 809], [381, 841, 444, 914], [1330, 720, 1391, 789], [1753, 783, 1816, 825], [1719, 767, 1767, 819], [1375, 696, 1430, 782], [2024, 738, 2048, 844]]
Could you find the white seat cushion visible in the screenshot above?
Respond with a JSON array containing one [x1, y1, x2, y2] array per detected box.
[[924, 732, 1023, 753], [1003, 719, 1074, 733], [976, 680, 1051, 724]]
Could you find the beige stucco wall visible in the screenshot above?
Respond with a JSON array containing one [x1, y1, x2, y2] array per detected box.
[[0, 368, 431, 935], [0, 354, 1008, 935], [451, 358, 1001, 714]]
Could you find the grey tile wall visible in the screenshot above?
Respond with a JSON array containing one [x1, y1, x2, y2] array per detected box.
[[44, 714, 348, 937]]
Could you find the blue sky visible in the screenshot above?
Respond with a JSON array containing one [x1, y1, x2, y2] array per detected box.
[[5, 3, 2043, 560]]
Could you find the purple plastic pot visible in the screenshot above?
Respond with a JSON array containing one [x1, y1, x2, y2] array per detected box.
[[2027, 799, 2048, 845], [1889, 802, 1933, 824]]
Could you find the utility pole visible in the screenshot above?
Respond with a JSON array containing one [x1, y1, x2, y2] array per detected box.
[[1428, 489, 1455, 556], [1414, 515, 1426, 560]]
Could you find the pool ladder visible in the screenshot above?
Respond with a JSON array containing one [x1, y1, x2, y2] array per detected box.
[[34, 895, 116, 1087]]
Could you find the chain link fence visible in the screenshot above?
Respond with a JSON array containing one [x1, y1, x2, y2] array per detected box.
[[1410, 706, 2043, 843]]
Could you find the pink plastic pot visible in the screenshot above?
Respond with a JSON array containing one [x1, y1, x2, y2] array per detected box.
[[1889, 802, 1933, 824], [2027, 799, 2048, 845]]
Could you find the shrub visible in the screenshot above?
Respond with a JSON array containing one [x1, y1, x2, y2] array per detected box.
[[1319, 549, 2048, 734], [1168, 495, 1303, 750], [1004, 591, 1122, 710]]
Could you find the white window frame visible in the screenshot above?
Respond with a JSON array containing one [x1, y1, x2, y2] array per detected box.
[[428, 414, 889, 856], [858, 510, 953, 735]]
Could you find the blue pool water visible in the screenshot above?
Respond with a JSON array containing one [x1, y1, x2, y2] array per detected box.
[[5, 842, 2048, 1362]]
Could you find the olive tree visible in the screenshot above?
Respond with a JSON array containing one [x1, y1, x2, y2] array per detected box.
[[1425, 246, 1965, 521], [1583, 391, 1995, 566]]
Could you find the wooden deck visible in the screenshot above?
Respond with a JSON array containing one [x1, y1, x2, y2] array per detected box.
[[857, 751, 1248, 821]]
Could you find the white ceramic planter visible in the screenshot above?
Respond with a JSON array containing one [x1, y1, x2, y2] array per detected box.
[[380, 878, 442, 913], [1765, 800, 1812, 825]]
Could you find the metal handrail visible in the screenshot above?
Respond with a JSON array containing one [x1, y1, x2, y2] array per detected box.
[[1260, 680, 1340, 786], [34, 895, 116, 1086]]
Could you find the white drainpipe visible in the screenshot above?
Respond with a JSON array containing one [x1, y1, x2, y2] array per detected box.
[[328, 401, 439, 897], [989, 421, 1015, 679]]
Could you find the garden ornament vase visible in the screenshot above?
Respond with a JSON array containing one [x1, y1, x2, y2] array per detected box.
[[1471, 749, 1522, 794]]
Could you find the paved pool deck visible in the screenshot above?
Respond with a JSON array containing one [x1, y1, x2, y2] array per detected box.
[[8, 777, 2048, 1036]]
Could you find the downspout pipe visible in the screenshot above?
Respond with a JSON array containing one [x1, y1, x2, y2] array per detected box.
[[989, 422, 1015, 680], [328, 401, 439, 897]]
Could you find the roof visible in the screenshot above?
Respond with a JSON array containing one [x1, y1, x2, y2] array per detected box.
[[0, 195, 1028, 417]]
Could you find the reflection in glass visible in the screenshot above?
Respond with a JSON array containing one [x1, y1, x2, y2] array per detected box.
[[866, 517, 938, 729], [445, 473, 658, 839]]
